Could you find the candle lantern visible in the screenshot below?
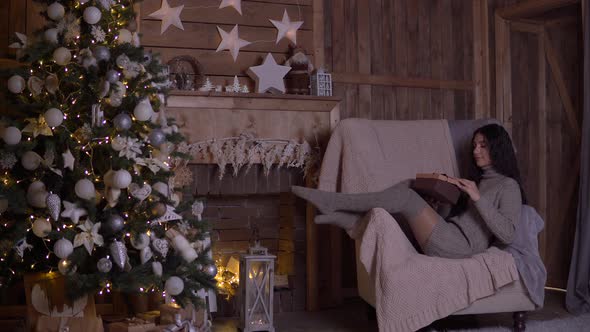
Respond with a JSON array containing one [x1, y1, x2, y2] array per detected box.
[[310, 68, 333, 96], [238, 242, 276, 332]]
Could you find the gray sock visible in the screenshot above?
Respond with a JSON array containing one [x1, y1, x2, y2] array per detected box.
[[292, 180, 427, 219], [315, 212, 362, 230]]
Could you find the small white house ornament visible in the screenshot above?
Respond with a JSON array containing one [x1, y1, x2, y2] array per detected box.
[[311, 69, 333, 96]]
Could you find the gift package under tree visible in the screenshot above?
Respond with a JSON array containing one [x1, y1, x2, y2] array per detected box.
[[0, 1, 216, 331]]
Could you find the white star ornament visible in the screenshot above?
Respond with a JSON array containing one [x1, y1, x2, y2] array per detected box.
[[61, 201, 88, 224], [269, 10, 304, 44], [148, 0, 184, 35], [246, 53, 291, 94], [219, 0, 242, 15], [216, 25, 251, 62]]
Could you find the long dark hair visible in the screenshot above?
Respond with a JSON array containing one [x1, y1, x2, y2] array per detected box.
[[450, 124, 527, 216]]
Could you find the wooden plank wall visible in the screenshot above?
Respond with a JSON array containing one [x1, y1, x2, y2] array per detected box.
[[323, 0, 476, 120], [140, 0, 315, 89]]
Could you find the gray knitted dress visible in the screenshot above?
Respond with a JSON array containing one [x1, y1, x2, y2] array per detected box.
[[424, 167, 523, 258]]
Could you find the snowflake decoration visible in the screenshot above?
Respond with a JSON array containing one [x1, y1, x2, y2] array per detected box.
[[112, 136, 143, 160], [91, 26, 106, 42], [0, 152, 17, 169]]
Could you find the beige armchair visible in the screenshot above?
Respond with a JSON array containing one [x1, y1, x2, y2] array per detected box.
[[317, 118, 539, 331]]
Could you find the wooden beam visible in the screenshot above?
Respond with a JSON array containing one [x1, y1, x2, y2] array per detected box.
[[473, 0, 491, 119], [537, 31, 548, 260], [313, 0, 325, 68], [331, 73, 474, 90], [543, 33, 582, 140], [510, 21, 545, 33], [494, 14, 513, 133], [497, 0, 580, 20]]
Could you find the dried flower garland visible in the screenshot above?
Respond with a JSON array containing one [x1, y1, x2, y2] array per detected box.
[[173, 132, 318, 186]]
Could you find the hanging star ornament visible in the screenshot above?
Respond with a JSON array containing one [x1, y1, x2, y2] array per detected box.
[[246, 53, 291, 94], [270, 10, 304, 44], [219, 0, 242, 15], [148, 0, 184, 35], [62, 149, 75, 171], [215, 25, 251, 62]]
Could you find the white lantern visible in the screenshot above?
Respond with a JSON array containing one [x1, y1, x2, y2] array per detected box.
[[239, 243, 276, 332], [310, 69, 333, 97]]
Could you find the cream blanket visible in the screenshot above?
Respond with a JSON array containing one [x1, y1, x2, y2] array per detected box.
[[318, 119, 520, 331]]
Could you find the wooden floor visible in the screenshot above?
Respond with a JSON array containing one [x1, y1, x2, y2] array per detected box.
[[213, 290, 571, 331]]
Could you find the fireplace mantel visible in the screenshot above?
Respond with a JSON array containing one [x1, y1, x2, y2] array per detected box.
[[166, 91, 340, 149], [166, 91, 340, 312]]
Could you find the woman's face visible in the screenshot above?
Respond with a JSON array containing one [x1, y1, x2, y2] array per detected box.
[[473, 133, 492, 168]]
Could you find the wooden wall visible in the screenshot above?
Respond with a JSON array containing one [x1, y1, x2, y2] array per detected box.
[[140, 0, 315, 89]]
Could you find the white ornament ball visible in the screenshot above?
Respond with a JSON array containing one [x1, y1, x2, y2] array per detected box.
[[54, 238, 74, 259], [7, 75, 26, 94], [47, 2, 65, 20], [152, 182, 168, 196], [3, 127, 22, 145], [117, 29, 132, 44], [53, 47, 72, 66], [75, 179, 96, 200], [44, 108, 64, 127], [112, 170, 132, 189], [83, 6, 102, 25], [0, 199, 8, 213], [97, 257, 112, 273], [44, 28, 59, 44], [165, 276, 184, 296], [21, 151, 42, 170], [133, 100, 154, 122], [32, 218, 52, 238], [131, 233, 150, 250]]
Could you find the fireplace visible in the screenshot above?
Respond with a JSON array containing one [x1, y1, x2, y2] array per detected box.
[[167, 91, 340, 312]]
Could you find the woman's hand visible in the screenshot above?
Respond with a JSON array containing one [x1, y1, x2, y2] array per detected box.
[[454, 178, 481, 202]]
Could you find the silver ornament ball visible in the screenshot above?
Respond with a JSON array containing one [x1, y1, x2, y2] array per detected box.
[[105, 69, 120, 83], [203, 264, 218, 278], [94, 46, 110, 62], [97, 257, 113, 273], [106, 214, 125, 233], [113, 113, 132, 131], [148, 129, 166, 146]]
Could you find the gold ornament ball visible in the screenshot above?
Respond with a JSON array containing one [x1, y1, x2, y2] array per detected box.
[[151, 202, 167, 217]]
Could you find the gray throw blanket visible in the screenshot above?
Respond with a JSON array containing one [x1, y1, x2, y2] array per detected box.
[[448, 120, 547, 308], [505, 205, 547, 307]]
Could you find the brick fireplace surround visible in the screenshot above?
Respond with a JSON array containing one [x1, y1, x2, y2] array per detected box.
[[167, 91, 341, 313]]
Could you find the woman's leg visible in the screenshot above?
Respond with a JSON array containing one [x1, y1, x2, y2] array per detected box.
[[292, 180, 426, 217], [315, 205, 441, 250]]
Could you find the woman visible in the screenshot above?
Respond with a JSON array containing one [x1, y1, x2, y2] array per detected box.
[[292, 124, 526, 259]]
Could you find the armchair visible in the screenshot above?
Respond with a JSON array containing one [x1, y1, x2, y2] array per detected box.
[[316, 118, 543, 332]]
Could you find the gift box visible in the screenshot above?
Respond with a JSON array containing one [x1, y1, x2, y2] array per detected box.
[[159, 303, 205, 326], [107, 318, 156, 332], [413, 173, 461, 205]]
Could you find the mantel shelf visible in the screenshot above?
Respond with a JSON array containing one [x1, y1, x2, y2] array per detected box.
[[165, 91, 341, 150]]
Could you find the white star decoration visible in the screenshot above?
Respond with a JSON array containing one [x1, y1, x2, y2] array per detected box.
[[61, 201, 88, 224], [62, 149, 75, 171], [216, 25, 250, 62], [219, 0, 242, 15], [246, 53, 291, 94], [148, 0, 184, 35], [270, 10, 304, 45]]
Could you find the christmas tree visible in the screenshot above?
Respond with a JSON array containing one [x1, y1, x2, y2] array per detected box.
[[0, 0, 216, 308]]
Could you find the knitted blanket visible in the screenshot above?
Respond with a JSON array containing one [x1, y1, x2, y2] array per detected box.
[[318, 119, 520, 331]]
